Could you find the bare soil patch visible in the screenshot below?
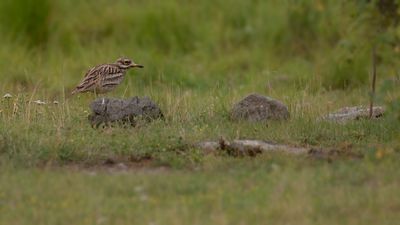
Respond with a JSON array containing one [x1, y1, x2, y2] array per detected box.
[[38, 155, 170, 174]]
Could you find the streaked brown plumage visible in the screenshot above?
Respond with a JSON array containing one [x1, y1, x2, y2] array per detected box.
[[71, 57, 143, 95]]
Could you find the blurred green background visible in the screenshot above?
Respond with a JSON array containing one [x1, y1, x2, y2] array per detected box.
[[0, 0, 399, 96]]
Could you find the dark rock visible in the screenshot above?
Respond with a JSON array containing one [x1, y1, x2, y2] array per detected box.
[[88, 96, 164, 128], [231, 93, 289, 122]]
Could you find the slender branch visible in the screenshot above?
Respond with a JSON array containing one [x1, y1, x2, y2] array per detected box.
[[369, 45, 377, 118]]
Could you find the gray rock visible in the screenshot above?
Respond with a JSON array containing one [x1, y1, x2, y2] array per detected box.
[[196, 139, 308, 156], [231, 93, 289, 122], [88, 96, 164, 127], [323, 106, 385, 123]]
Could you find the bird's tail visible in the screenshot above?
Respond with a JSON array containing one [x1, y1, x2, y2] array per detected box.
[[71, 89, 78, 95]]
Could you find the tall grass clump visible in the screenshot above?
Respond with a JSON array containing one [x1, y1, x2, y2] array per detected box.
[[319, 0, 400, 89], [281, 1, 323, 56], [133, 4, 197, 54], [321, 40, 370, 89], [0, 0, 51, 48]]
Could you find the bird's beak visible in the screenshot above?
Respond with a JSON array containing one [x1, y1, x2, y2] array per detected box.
[[130, 63, 144, 68]]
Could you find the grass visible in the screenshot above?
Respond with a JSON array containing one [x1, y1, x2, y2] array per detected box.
[[1, 156, 400, 225], [0, 0, 400, 224], [0, 87, 399, 224], [0, 87, 397, 165]]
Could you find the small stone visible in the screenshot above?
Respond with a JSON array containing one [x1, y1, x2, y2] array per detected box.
[[231, 93, 289, 122], [3, 93, 12, 99], [115, 163, 128, 170], [53, 101, 59, 105], [33, 100, 46, 105]]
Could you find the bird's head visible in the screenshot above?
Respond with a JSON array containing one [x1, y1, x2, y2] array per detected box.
[[116, 57, 144, 69]]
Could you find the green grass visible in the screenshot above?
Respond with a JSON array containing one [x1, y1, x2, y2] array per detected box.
[[1, 156, 400, 225], [0, 87, 399, 224], [0, 0, 400, 224]]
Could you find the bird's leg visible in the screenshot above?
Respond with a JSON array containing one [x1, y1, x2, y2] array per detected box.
[[93, 89, 105, 105], [97, 92, 105, 105], [93, 89, 98, 99]]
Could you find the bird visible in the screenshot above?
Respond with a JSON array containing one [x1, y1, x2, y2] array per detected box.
[[71, 57, 143, 95]]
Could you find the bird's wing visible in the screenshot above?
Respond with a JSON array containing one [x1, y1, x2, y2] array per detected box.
[[72, 64, 119, 94], [100, 64, 125, 86]]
